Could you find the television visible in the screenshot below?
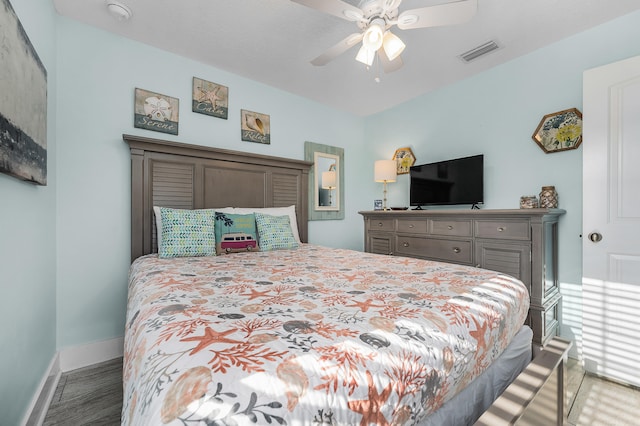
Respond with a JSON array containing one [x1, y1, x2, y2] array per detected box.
[[409, 154, 484, 208]]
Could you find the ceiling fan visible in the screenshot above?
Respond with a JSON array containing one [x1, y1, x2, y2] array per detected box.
[[292, 0, 478, 74]]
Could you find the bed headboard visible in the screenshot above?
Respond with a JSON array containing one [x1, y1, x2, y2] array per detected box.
[[123, 134, 313, 261]]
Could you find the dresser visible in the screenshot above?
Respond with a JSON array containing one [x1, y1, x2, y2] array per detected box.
[[359, 209, 565, 349]]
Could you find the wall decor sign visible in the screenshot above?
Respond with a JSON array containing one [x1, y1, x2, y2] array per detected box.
[[192, 77, 228, 119], [241, 109, 270, 144], [392, 147, 416, 175], [0, 0, 48, 185], [134, 88, 179, 135], [532, 108, 583, 153]]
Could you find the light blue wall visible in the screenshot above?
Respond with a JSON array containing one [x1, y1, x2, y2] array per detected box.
[[0, 0, 57, 423], [55, 17, 368, 348], [364, 10, 640, 353]]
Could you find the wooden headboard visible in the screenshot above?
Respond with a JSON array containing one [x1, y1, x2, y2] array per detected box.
[[123, 134, 312, 261]]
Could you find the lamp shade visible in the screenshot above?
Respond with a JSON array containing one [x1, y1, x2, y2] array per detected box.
[[355, 45, 375, 66], [382, 31, 405, 61], [362, 19, 385, 51], [321, 171, 336, 189], [374, 160, 397, 182]]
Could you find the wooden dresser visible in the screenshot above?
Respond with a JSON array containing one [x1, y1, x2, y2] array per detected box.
[[359, 208, 565, 349]]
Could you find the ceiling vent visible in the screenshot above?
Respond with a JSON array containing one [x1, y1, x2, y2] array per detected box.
[[459, 40, 500, 62]]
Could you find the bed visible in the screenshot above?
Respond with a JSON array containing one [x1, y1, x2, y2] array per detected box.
[[122, 134, 571, 425]]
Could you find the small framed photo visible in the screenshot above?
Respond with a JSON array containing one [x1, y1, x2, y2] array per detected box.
[[241, 109, 270, 144], [192, 77, 228, 119], [134, 88, 179, 135], [374, 199, 383, 210]]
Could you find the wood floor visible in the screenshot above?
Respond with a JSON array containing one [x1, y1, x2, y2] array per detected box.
[[42, 357, 640, 425]]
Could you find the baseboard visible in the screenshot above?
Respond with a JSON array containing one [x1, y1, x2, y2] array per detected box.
[[59, 336, 124, 372], [22, 353, 61, 426]]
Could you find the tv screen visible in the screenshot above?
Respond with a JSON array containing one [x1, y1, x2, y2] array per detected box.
[[410, 154, 483, 207]]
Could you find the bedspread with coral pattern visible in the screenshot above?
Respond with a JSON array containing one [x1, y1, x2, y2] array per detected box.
[[122, 244, 528, 425]]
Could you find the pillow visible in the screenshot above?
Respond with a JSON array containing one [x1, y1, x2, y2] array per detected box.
[[154, 206, 233, 250], [214, 212, 260, 254], [254, 212, 299, 251], [157, 207, 217, 258], [231, 205, 301, 243]]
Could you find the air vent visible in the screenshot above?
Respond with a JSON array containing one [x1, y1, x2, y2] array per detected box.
[[459, 40, 500, 63]]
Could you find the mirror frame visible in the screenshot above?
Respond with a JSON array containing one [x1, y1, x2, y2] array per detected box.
[[305, 141, 345, 220]]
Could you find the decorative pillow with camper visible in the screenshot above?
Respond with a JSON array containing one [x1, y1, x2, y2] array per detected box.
[[214, 212, 260, 254]]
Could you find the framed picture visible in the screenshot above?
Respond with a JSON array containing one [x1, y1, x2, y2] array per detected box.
[[532, 108, 583, 153], [241, 109, 270, 144], [392, 147, 416, 175], [192, 77, 228, 119], [134, 88, 179, 135], [374, 199, 383, 210], [0, 0, 48, 185]]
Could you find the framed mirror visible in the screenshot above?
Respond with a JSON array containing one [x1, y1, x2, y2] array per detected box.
[[304, 141, 345, 220]]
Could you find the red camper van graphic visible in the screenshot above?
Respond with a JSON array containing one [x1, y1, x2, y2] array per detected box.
[[220, 233, 257, 252]]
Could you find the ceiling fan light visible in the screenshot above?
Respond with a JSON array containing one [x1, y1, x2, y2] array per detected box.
[[362, 21, 384, 51], [382, 31, 405, 61], [355, 45, 375, 66]]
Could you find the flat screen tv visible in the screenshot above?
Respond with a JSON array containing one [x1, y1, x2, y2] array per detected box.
[[409, 154, 484, 208]]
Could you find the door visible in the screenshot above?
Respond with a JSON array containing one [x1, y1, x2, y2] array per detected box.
[[583, 55, 640, 387]]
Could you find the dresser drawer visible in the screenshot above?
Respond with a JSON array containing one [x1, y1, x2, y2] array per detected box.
[[395, 236, 473, 264], [475, 220, 530, 240], [367, 218, 394, 231], [397, 219, 428, 233], [428, 219, 472, 237]]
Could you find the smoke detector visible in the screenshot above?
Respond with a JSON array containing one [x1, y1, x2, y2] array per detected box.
[[106, 1, 132, 21]]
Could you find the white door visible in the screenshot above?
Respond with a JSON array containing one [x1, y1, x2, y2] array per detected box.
[[583, 55, 640, 387]]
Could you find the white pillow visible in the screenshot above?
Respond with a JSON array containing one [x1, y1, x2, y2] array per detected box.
[[231, 205, 301, 243]]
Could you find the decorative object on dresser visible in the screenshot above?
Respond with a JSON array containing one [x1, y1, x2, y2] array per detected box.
[[134, 88, 179, 135], [532, 107, 583, 153], [240, 109, 270, 144], [0, 0, 48, 185], [192, 77, 228, 119], [520, 195, 539, 209], [359, 208, 566, 350], [392, 146, 416, 174], [539, 185, 558, 208], [374, 159, 397, 211]]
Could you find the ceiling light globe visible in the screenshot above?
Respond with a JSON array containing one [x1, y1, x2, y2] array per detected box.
[[382, 31, 405, 61], [363, 22, 384, 51]]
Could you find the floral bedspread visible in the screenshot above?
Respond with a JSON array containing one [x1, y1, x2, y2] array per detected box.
[[122, 244, 529, 425]]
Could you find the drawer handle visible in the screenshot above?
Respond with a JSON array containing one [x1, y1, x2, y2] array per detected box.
[[447, 225, 453, 230], [409, 224, 414, 228], [402, 242, 410, 247], [378, 222, 384, 227], [452, 247, 461, 254], [497, 227, 505, 232]]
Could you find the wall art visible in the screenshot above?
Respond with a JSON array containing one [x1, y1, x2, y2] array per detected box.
[[192, 77, 228, 119], [392, 147, 416, 175], [0, 0, 48, 185], [134, 88, 179, 135], [241, 109, 270, 144], [532, 108, 583, 153]]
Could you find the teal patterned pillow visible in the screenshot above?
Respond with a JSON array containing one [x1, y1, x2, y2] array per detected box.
[[158, 208, 216, 258], [254, 212, 299, 251]]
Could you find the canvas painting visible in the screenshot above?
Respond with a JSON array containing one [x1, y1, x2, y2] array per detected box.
[[241, 109, 270, 144], [0, 0, 48, 185], [134, 88, 179, 135], [192, 77, 228, 119]]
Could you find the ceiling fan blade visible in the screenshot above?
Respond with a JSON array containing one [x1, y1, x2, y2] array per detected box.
[[397, 0, 477, 30], [311, 33, 364, 66], [379, 48, 403, 73], [291, 0, 365, 22]]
